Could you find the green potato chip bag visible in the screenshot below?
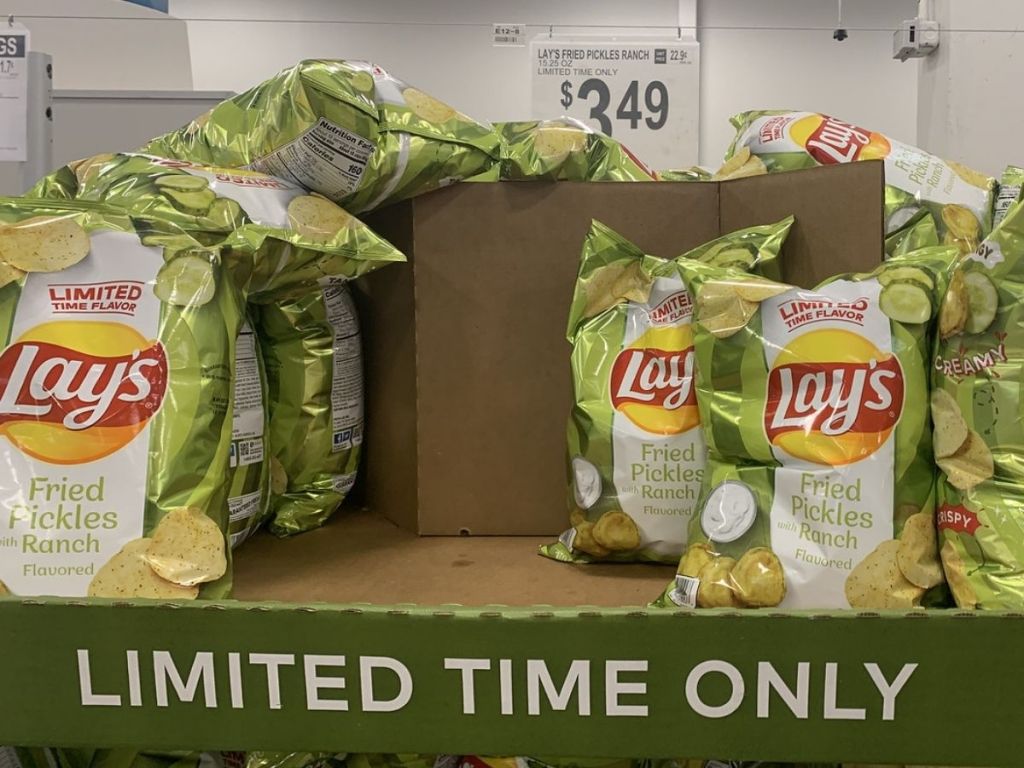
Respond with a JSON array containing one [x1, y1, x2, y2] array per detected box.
[[657, 167, 712, 182], [654, 246, 958, 609], [254, 279, 365, 536], [725, 110, 994, 250], [992, 165, 1024, 229], [141, 60, 500, 213], [540, 217, 792, 564], [0, 199, 244, 599], [933, 201, 1024, 608], [27, 152, 406, 539], [495, 117, 656, 181]]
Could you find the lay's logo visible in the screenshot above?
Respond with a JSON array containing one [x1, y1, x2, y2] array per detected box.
[[764, 329, 903, 465], [789, 114, 891, 166], [0, 321, 166, 464], [610, 324, 699, 435]]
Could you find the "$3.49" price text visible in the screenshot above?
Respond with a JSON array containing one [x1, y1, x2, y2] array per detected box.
[[559, 79, 668, 137]]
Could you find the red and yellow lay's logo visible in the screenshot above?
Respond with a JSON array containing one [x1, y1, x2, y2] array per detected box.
[[789, 114, 891, 165], [764, 329, 903, 465], [610, 325, 699, 435], [0, 321, 167, 464]]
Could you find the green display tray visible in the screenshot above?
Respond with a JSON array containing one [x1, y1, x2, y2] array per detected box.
[[0, 512, 1018, 766]]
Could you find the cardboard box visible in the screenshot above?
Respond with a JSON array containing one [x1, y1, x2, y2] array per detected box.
[[361, 162, 885, 536]]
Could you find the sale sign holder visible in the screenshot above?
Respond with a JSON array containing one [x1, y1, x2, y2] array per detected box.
[[530, 37, 699, 171]]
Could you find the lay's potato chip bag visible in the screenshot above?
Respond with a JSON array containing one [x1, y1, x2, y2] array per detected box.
[[933, 201, 1024, 608], [541, 217, 792, 564], [495, 118, 655, 182], [725, 110, 995, 251], [656, 246, 958, 609], [142, 60, 500, 214], [0, 199, 243, 599], [28, 152, 405, 538]]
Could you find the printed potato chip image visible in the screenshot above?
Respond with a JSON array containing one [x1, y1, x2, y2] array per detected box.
[[897, 512, 944, 590], [592, 510, 641, 552], [732, 547, 786, 607], [0, 579, 10, 596], [88, 539, 200, 600], [0, 215, 90, 272], [143, 507, 228, 587], [0, 260, 25, 289], [941, 204, 981, 241], [939, 269, 969, 338], [948, 159, 993, 189], [533, 125, 589, 163], [696, 556, 740, 608], [845, 540, 925, 609], [269, 456, 288, 495], [572, 521, 611, 559], [678, 542, 715, 578], [931, 389, 969, 459], [287, 194, 354, 242], [581, 260, 652, 319], [937, 430, 994, 491], [711, 146, 752, 180], [402, 87, 457, 123], [697, 283, 759, 338], [941, 539, 978, 608]]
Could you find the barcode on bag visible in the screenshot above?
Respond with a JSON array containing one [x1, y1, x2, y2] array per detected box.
[[670, 574, 700, 608], [558, 527, 577, 552]]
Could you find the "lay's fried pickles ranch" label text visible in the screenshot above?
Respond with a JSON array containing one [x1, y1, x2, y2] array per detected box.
[[759, 282, 900, 607]]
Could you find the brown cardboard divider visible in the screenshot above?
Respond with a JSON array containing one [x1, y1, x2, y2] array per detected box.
[[232, 509, 674, 607], [360, 163, 886, 537]]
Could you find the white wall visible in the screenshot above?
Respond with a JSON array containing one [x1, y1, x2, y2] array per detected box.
[[918, 0, 1023, 177], [8, 0, 191, 89], [170, 0, 919, 167]]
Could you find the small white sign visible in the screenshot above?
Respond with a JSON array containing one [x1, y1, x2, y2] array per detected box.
[[0, 23, 29, 162], [493, 22, 525, 47], [531, 38, 699, 171]]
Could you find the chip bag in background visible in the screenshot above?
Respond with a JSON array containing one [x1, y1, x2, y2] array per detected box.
[[254, 280, 364, 536], [496, 118, 656, 181], [933, 201, 1024, 609], [725, 110, 995, 249], [142, 60, 500, 213], [993, 165, 1024, 229], [5, 749, 219, 768], [655, 246, 958, 609], [885, 210, 939, 259], [0, 199, 243, 599], [541, 217, 793, 564]]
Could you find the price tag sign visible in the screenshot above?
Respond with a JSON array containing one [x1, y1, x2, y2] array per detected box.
[[531, 39, 699, 171], [0, 23, 30, 162]]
